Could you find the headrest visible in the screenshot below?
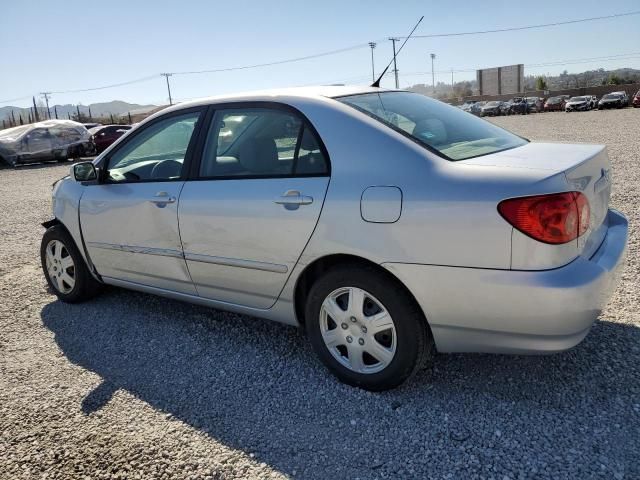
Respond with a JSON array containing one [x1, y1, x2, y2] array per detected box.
[[412, 119, 447, 146], [238, 137, 278, 174]]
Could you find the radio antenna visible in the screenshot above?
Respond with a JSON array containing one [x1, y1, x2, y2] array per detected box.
[[371, 16, 424, 88]]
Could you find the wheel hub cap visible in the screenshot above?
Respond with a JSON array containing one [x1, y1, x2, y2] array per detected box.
[[45, 240, 75, 294], [319, 287, 397, 374]]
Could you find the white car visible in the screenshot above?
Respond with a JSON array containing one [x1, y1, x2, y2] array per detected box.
[[565, 96, 592, 112], [41, 86, 628, 390], [0, 120, 92, 166]]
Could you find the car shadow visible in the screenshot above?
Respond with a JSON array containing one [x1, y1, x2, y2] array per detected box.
[[41, 288, 640, 478]]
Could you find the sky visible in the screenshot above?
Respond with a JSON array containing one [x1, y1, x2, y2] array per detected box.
[[1, 0, 639, 108]]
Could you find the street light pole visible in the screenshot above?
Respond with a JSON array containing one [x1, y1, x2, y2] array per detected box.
[[161, 73, 173, 105], [430, 53, 436, 94], [368, 42, 377, 82], [389, 38, 400, 88]]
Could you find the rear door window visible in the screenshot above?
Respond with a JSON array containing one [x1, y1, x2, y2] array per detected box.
[[199, 107, 328, 178]]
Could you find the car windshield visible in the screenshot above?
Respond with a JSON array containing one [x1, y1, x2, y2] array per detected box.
[[547, 97, 560, 104], [569, 96, 587, 102], [338, 92, 527, 161], [603, 94, 621, 100], [485, 101, 500, 107]]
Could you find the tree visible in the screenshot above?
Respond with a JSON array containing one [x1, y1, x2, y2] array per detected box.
[[535, 76, 548, 90], [608, 74, 622, 85]]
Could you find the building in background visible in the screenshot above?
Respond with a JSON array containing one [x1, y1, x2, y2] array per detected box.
[[477, 64, 524, 95]]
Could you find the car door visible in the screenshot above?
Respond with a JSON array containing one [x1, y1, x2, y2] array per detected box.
[[79, 108, 204, 294], [178, 104, 330, 309], [25, 128, 53, 159]]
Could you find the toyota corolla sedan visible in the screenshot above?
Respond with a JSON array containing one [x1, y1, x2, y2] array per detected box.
[[41, 86, 628, 391]]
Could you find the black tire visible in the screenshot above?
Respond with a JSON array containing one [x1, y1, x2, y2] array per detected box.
[[305, 264, 434, 391], [41, 225, 103, 303]]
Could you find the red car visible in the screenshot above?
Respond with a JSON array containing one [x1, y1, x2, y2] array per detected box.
[[543, 96, 566, 112], [633, 90, 640, 108], [89, 125, 132, 153]]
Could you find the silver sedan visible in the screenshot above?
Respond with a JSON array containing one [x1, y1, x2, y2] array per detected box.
[[41, 86, 628, 391]]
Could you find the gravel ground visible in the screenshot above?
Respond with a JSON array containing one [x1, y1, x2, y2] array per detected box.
[[1, 109, 639, 480]]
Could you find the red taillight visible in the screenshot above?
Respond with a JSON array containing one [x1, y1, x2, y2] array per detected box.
[[498, 192, 590, 244]]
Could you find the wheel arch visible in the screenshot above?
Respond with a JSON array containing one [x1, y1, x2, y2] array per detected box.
[[293, 253, 432, 334]]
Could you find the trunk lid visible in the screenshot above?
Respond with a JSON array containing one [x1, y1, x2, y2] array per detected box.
[[463, 142, 611, 258]]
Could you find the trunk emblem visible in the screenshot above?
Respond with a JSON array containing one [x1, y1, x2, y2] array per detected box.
[[594, 168, 611, 193]]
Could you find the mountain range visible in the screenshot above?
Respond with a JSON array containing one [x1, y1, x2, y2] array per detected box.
[[0, 101, 157, 123]]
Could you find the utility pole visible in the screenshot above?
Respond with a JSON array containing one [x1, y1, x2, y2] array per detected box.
[[430, 53, 436, 94], [368, 42, 377, 82], [388, 38, 400, 88], [32, 96, 40, 122], [54, 105, 58, 119], [40, 92, 52, 119], [161, 73, 173, 105]]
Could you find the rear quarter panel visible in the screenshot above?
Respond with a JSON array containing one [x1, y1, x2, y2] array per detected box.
[[289, 97, 564, 271]]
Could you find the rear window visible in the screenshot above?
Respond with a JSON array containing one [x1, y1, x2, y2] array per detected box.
[[338, 92, 527, 161]]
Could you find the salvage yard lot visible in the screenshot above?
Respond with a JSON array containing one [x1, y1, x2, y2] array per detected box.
[[1, 108, 639, 479]]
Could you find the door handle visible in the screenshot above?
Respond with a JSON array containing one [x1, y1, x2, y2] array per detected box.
[[149, 192, 177, 207], [274, 190, 313, 210]]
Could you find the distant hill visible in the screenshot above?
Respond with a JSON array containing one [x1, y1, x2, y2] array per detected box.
[[0, 100, 157, 123]]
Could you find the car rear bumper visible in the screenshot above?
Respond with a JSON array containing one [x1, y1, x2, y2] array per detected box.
[[383, 209, 628, 354]]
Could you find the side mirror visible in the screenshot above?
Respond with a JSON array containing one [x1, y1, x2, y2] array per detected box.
[[72, 161, 97, 182]]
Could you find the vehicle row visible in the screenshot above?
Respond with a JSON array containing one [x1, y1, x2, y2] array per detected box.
[[459, 89, 640, 116]]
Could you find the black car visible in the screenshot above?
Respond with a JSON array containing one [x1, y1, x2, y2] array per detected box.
[[509, 97, 529, 114], [480, 101, 503, 117], [598, 92, 629, 109], [500, 101, 513, 115]]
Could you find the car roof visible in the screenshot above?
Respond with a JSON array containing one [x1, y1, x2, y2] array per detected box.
[[142, 85, 399, 125], [161, 85, 396, 113]]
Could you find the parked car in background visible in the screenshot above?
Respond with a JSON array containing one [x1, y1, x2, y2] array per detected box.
[[90, 124, 133, 153], [459, 101, 478, 113], [598, 92, 629, 109], [499, 101, 513, 115], [544, 96, 566, 112], [40, 85, 628, 391], [480, 101, 503, 117], [565, 96, 592, 112], [633, 90, 640, 108], [0, 120, 93, 167], [509, 97, 529, 114], [589, 95, 598, 109], [469, 101, 486, 116], [525, 97, 544, 113]]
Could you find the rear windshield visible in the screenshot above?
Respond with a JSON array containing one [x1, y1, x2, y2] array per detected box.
[[338, 92, 527, 161], [603, 94, 621, 99], [569, 96, 587, 102]]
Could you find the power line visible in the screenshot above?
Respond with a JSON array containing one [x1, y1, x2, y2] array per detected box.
[[0, 95, 32, 104], [49, 74, 159, 94], [405, 11, 640, 38], [169, 43, 370, 76], [396, 52, 640, 77]]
